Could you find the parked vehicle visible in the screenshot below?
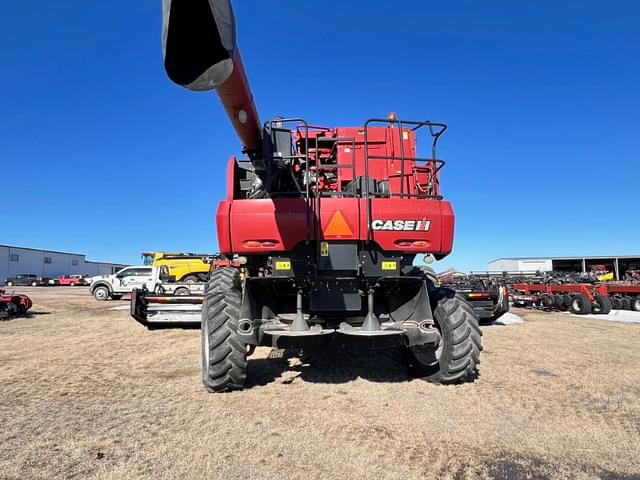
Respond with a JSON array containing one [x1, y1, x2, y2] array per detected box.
[[4, 274, 52, 287], [54, 275, 90, 286], [90, 266, 204, 301]]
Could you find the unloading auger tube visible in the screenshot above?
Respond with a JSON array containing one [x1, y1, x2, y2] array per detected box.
[[162, 0, 262, 152]]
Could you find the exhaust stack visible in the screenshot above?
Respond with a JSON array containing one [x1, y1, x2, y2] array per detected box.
[[162, 0, 262, 152]]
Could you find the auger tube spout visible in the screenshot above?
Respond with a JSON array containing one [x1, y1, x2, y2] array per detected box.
[[162, 0, 262, 152]]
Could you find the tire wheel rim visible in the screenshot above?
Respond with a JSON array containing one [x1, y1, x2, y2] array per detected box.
[[572, 299, 581, 311], [96, 289, 107, 300]]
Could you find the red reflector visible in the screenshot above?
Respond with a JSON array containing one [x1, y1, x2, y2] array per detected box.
[[394, 240, 430, 248], [243, 240, 279, 248]]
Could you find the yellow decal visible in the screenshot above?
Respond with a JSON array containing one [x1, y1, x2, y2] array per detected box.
[[275, 261, 291, 270], [320, 242, 329, 256], [381, 261, 397, 270], [402, 131, 409, 140]]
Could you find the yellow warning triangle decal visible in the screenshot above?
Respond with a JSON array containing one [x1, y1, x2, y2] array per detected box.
[[324, 210, 353, 237]]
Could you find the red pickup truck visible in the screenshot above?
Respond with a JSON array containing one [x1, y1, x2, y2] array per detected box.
[[56, 275, 89, 286]]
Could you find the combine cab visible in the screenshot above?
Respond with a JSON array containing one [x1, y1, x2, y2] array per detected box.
[[141, 252, 234, 283], [132, 0, 482, 392]]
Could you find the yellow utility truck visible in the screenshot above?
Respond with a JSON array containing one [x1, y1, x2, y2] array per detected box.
[[141, 252, 214, 283]]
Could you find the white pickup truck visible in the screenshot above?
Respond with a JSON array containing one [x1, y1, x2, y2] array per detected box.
[[89, 266, 205, 301]]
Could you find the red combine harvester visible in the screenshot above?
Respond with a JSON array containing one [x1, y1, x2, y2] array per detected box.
[[0, 290, 32, 319], [132, 0, 481, 392]]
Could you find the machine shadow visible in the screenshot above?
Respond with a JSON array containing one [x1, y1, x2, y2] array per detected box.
[[0, 311, 51, 322], [28, 311, 52, 316], [247, 344, 413, 387]]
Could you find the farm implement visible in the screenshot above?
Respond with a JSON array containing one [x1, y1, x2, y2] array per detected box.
[[511, 283, 611, 315], [605, 284, 640, 311], [439, 272, 509, 324], [0, 290, 32, 319]]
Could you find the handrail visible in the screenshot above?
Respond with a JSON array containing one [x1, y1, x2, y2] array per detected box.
[[363, 118, 448, 242]]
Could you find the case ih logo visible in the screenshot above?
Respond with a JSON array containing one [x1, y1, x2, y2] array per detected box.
[[371, 219, 432, 231]]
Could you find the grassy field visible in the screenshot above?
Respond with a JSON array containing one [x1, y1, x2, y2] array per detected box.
[[1, 287, 639, 480]]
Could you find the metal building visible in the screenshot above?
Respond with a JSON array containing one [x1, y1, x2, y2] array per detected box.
[[488, 255, 640, 280], [0, 244, 126, 282]]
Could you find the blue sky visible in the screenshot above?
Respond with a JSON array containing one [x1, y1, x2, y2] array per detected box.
[[1, 1, 638, 271]]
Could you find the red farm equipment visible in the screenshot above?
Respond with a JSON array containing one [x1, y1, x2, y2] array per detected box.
[[131, 0, 481, 392], [0, 290, 32, 319], [605, 284, 640, 311], [511, 283, 611, 315]]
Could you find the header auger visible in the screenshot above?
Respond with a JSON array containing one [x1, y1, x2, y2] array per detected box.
[[132, 0, 482, 392]]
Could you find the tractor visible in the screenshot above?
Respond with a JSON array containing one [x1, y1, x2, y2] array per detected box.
[[132, 0, 482, 392]]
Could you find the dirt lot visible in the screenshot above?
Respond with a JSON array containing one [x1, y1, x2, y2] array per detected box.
[[1, 288, 639, 480]]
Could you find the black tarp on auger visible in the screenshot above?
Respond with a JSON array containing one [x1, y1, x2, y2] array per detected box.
[[162, 0, 262, 151]]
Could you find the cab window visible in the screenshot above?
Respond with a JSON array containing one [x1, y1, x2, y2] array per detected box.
[[131, 268, 152, 276], [117, 268, 135, 278]]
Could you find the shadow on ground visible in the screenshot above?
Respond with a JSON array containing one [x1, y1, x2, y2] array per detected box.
[[0, 310, 51, 321], [484, 455, 639, 480], [248, 345, 415, 387]]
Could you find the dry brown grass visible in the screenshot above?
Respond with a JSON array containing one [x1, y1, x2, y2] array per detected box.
[[1, 287, 639, 479]]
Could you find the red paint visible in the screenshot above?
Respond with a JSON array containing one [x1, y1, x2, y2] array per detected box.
[[218, 122, 455, 258]]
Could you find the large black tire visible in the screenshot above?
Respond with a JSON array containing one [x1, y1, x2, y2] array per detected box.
[[591, 295, 612, 315], [611, 296, 623, 310], [622, 297, 632, 310], [183, 275, 199, 284], [407, 288, 482, 384], [632, 296, 640, 312], [561, 294, 573, 311], [541, 295, 554, 309], [201, 267, 247, 393], [408, 266, 439, 286], [569, 294, 591, 315], [93, 285, 110, 301]]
